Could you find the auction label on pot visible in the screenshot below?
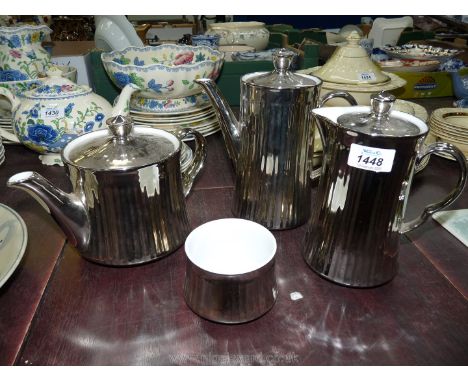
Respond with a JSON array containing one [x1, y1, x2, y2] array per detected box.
[[359, 72, 377, 81], [41, 107, 64, 120], [347, 143, 395, 173]]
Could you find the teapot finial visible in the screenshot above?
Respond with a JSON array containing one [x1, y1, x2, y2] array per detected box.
[[107, 115, 133, 142]]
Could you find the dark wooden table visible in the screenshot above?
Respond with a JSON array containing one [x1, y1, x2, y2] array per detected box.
[[0, 98, 467, 366]]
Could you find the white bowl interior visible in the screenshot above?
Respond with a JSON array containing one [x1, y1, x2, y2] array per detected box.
[[185, 218, 277, 275]]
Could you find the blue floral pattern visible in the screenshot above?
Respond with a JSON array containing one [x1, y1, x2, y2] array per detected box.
[[9, 35, 21, 49], [64, 103, 74, 116], [13, 100, 105, 153], [84, 121, 94, 132], [27, 123, 58, 144], [147, 79, 174, 93], [95, 113, 104, 122], [113, 72, 131, 87], [0, 26, 52, 80], [133, 57, 145, 66], [0, 69, 28, 82]]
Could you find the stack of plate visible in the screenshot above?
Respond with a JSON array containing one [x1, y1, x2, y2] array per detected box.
[[0, 107, 13, 132], [129, 97, 220, 140], [429, 108, 468, 161], [0, 107, 17, 145], [0, 136, 4, 165]]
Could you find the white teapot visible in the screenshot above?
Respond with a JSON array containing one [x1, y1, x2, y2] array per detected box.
[[0, 67, 139, 153]]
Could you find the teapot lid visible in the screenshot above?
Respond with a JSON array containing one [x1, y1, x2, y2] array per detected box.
[[243, 48, 321, 89], [337, 91, 424, 137], [23, 67, 92, 99], [62, 115, 181, 171]]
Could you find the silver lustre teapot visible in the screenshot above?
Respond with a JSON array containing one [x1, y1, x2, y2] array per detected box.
[[304, 92, 467, 287], [7, 116, 207, 266], [196, 49, 356, 229]]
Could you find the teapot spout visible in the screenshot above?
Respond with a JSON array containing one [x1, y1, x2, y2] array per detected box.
[[194, 78, 240, 170], [7, 171, 91, 252], [112, 83, 141, 117]]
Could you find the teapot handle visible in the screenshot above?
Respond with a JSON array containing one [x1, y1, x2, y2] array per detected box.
[[400, 142, 467, 233], [174, 128, 207, 197]]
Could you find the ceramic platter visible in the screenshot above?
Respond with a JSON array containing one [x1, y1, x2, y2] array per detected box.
[[0, 203, 28, 288], [382, 44, 462, 62], [378, 59, 440, 73]]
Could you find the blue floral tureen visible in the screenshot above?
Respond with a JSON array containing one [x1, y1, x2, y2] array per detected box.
[[0, 67, 139, 153]]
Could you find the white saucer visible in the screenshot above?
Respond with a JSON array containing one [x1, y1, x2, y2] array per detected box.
[[0, 203, 28, 288]]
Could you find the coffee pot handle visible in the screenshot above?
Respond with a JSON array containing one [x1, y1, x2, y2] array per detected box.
[[400, 142, 467, 233], [174, 128, 207, 197]]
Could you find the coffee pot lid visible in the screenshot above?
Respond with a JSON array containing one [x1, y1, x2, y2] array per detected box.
[[243, 48, 321, 89], [62, 115, 181, 171], [337, 91, 424, 137]]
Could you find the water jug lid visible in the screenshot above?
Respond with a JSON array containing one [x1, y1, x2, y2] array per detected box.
[[62, 115, 181, 170], [337, 91, 424, 137], [243, 48, 321, 89]]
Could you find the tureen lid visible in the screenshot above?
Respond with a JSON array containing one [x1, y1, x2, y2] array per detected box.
[[314, 31, 390, 85], [243, 48, 321, 89], [62, 115, 181, 171], [23, 67, 92, 99], [337, 91, 424, 137]]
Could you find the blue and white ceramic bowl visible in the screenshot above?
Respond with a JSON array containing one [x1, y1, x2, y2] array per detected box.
[[191, 34, 220, 48], [101, 44, 225, 99]]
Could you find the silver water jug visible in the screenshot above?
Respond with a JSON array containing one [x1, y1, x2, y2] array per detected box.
[[196, 49, 356, 229], [304, 92, 467, 287], [8, 116, 207, 266]]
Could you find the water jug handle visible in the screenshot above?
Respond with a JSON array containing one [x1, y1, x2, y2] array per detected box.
[[174, 128, 207, 197], [318, 91, 358, 107], [400, 142, 467, 233]]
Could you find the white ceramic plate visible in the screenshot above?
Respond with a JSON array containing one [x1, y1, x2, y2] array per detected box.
[[131, 110, 215, 124], [130, 103, 212, 117], [0, 203, 28, 288]]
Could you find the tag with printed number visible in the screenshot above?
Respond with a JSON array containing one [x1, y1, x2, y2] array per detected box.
[[41, 107, 64, 119], [359, 72, 377, 81], [347, 143, 395, 173]]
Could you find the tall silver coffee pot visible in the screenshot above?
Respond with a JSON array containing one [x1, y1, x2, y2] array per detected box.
[[7, 116, 207, 266], [196, 49, 356, 229], [304, 92, 467, 287]]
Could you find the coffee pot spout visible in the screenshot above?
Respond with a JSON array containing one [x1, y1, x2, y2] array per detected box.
[[7, 171, 91, 251], [194, 78, 240, 170]]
